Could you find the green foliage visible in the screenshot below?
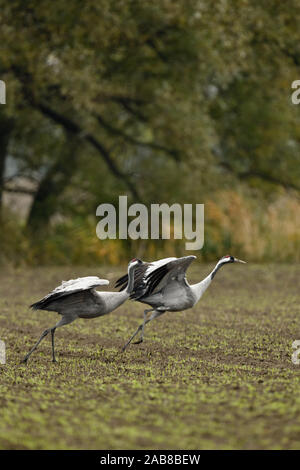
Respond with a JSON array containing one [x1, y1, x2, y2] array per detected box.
[[1, 189, 299, 266], [0, 0, 299, 261]]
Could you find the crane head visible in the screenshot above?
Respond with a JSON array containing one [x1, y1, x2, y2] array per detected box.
[[128, 258, 143, 267], [220, 255, 246, 264]]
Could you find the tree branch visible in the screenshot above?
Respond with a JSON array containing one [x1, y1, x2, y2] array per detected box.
[[95, 114, 180, 161], [220, 161, 300, 192], [34, 102, 141, 200], [10, 65, 141, 200], [108, 96, 148, 122], [3, 186, 36, 195]]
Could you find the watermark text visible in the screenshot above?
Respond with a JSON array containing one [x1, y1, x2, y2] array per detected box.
[[96, 196, 204, 250], [0, 80, 6, 104], [0, 340, 6, 364]]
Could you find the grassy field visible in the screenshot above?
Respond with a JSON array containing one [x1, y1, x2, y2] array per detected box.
[[0, 262, 299, 450]]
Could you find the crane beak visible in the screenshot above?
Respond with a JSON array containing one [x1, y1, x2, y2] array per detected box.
[[234, 258, 246, 264]]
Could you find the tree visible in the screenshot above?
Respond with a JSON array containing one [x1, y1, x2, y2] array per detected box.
[[0, 0, 299, 233]]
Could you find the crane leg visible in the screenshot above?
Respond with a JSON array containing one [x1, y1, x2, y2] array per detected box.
[[22, 328, 50, 363], [51, 327, 57, 363], [122, 310, 153, 352], [122, 310, 164, 351], [22, 316, 75, 363], [133, 309, 153, 345]]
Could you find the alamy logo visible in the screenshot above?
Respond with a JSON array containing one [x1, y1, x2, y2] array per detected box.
[[96, 196, 204, 250], [291, 80, 300, 105], [292, 340, 300, 365], [0, 340, 5, 364], [0, 80, 6, 104]]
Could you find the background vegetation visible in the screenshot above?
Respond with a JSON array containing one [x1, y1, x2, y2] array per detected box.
[[0, 0, 300, 264]]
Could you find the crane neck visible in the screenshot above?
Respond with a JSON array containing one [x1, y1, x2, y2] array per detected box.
[[191, 260, 225, 303], [126, 264, 136, 294]]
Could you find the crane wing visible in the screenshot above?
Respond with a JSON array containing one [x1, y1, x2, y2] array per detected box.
[[138, 256, 196, 299], [30, 276, 109, 310], [115, 257, 195, 300], [115, 262, 151, 292], [114, 258, 177, 293]]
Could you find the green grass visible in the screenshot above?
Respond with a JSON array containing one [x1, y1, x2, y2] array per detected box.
[[0, 263, 300, 449]]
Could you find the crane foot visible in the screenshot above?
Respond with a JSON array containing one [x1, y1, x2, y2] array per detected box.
[[133, 338, 143, 345]]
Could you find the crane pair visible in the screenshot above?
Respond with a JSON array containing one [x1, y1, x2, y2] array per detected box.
[[22, 255, 246, 363]]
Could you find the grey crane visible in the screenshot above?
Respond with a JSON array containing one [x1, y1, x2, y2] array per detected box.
[[115, 255, 246, 351], [22, 259, 142, 363]]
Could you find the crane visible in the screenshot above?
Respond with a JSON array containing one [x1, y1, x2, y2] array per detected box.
[[22, 258, 142, 363], [115, 255, 246, 351]]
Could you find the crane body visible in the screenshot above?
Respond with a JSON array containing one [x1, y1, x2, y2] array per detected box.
[[22, 259, 142, 363], [116, 255, 246, 350]]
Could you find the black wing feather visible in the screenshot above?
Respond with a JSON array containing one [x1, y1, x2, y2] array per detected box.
[[30, 278, 108, 310], [143, 265, 168, 296], [115, 273, 128, 290], [115, 264, 150, 292], [131, 256, 196, 301], [115, 256, 196, 302], [30, 289, 83, 310]]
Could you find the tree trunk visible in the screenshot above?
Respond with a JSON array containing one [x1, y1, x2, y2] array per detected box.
[[27, 134, 80, 232], [0, 112, 14, 215]]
